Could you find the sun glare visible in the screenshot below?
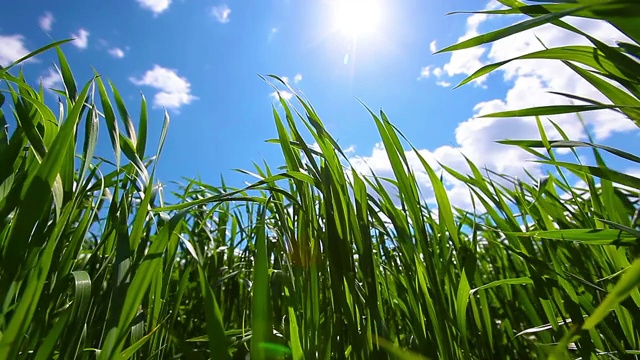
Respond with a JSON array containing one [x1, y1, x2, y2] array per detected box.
[[334, 0, 381, 38]]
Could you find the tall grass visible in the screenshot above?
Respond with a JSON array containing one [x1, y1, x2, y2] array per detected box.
[[1, 0, 639, 359]]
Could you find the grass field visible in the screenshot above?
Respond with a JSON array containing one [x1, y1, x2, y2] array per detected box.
[[1, 1, 640, 359]]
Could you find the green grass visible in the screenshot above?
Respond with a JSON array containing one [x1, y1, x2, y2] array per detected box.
[[1, 1, 640, 358]]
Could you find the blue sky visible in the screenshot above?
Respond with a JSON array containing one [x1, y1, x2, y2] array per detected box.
[[1, 0, 638, 208]]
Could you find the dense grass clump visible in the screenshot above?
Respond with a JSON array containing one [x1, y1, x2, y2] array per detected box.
[[1, 1, 640, 359]]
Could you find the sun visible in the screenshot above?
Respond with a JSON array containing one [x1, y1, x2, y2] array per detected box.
[[333, 0, 382, 39]]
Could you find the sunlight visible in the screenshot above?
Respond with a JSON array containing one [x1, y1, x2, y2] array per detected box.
[[333, 0, 381, 39]]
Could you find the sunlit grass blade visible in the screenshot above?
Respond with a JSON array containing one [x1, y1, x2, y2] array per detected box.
[[438, 5, 590, 54], [499, 139, 640, 164], [536, 160, 640, 190], [480, 104, 638, 118], [455, 45, 633, 88], [55, 46, 77, 101]]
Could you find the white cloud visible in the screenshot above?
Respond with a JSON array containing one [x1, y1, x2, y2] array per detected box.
[[432, 67, 443, 78], [429, 40, 437, 53], [40, 67, 61, 89], [136, 0, 172, 15], [270, 90, 294, 101], [418, 65, 431, 79], [473, 17, 637, 140], [344, 145, 356, 155], [442, 5, 637, 137], [39, 12, 54, 32], [436, 81, 451, 88], [71, 29, 90, 49], [348, 138, 538, 210], [361, 2, 638, 210], [434, 1, 503, 86], [108, 47, 125, 58], [309, 142, 321, 152], [130, 65, 197, 110], [211, 4, 231, 24], [269, 73, 302, 101], [349, 143, 436, 205], [309, 142, 355, 155], [0, 35, 30, 67]]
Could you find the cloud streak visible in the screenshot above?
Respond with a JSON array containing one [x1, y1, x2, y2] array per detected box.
[[108, 47, 125, 58], [212, 4, 231, 23]]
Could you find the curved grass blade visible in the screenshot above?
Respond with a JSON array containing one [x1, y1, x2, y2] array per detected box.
[[536, 160, 640, 190], [56, 46, 77, 101], [455, 46, 630, 88], [512, 229, 638, 245], [0, 39, 73, 73], [498, 140, 640, 164], [469, 278, 534, 296], [480, 104, 637, 118], [437, 5, 590, 54]]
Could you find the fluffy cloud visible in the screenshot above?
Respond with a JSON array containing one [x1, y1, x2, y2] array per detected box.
[[212, 4, 231, 24], [469, 16, 637, 140], [270, 90, 294, 101], [418, 65, 431, 79], [269, 73, 302, 101], [108, 47, 125, 58], [279, 74, 303, 85], [344, 145, 356, 155], [349, 144, 434, 205], [348, 137, 545, 211], [429, 40, 437, 53], [0, 35, 30, 67], [422, 1, 503, 87], [436, 81, 451, 88], [309, 142, 356, 155], [40, 67, 62, 89], [374, 2, 638, 209], [136, 0, 171, 15], [39, 12, 54, 32], [71, 29, 90, 49], [441, 17, 488, 83], [130, 65, 197, 110]]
